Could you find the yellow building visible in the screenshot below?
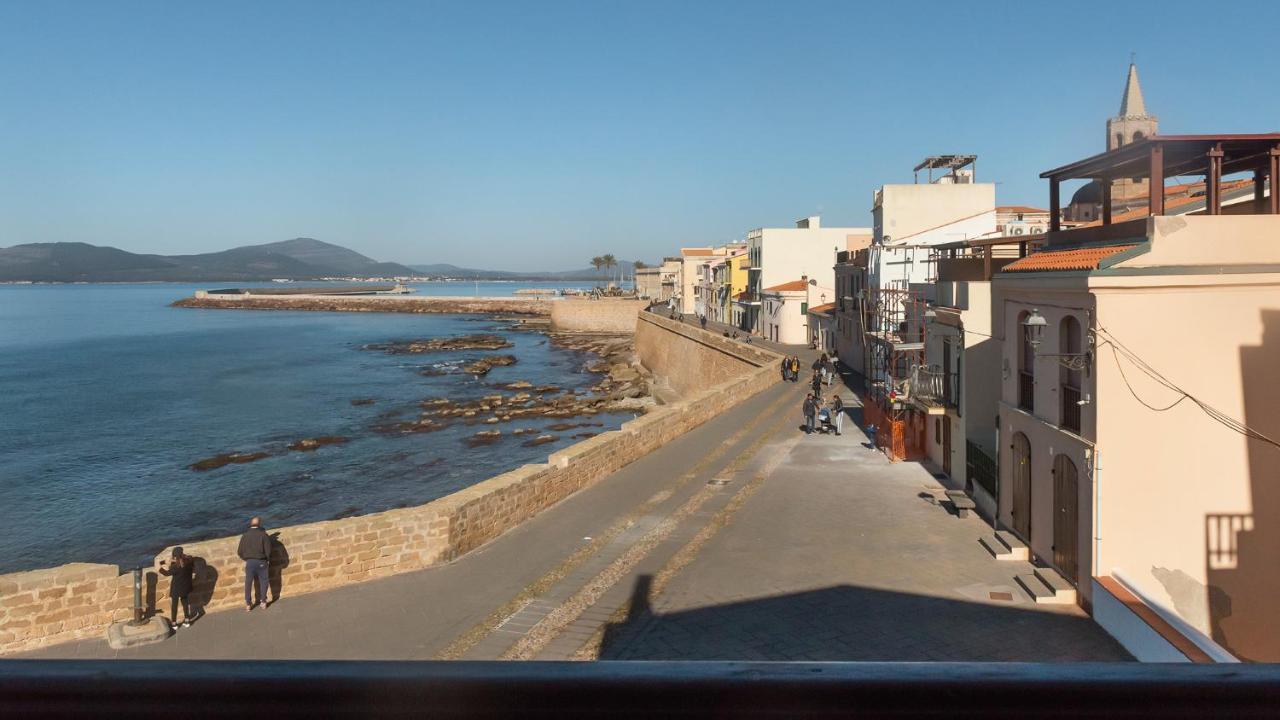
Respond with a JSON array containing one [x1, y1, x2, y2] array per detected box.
[[724, 252, 750, 330]]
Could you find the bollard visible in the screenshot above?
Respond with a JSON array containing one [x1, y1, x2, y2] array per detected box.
[[132, 568, 143, 625]]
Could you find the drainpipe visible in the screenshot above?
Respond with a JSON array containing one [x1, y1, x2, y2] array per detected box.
[[1091, 447, 1102, 586]]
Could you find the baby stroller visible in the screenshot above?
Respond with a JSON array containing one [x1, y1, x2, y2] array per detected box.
[[816, 405, 834, 434]]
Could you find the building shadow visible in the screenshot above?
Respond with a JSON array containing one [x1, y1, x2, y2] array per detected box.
[[596, 575, 1131, 662], [268, 533, 291, 604], [1206, 309, 1280, 660]]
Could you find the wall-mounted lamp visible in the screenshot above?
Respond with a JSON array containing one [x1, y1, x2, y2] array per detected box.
[[1023, 308, 1048, 350], [1022, 307, 1093, 372]]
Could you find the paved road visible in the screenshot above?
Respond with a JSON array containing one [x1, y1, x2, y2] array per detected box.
[[21, 339, 1129, 662]]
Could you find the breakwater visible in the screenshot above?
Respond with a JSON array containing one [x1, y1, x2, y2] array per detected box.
[[0, 313, 781, 655], [173, 293, 553, 315]]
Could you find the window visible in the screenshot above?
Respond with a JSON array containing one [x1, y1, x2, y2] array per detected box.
[[1017, 310, 1034, 412], [800, 302, 808, 315], [1060, 316, 1083, 433]]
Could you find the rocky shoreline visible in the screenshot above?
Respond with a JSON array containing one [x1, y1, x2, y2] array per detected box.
[[187, 327, 653, 471]]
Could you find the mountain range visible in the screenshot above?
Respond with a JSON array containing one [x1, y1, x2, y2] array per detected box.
[[0, 239, 636, 282]]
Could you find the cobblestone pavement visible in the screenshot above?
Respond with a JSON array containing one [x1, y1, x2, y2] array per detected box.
[[19, 339, 1129, 662]]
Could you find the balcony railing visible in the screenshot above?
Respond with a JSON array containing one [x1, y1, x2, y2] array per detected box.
[[1061, 384, 1082, 434], [1018, 371, 1034, 412]]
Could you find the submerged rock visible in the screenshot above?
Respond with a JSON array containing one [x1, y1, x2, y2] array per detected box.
[[350, 398, 376, 406], [364, 334, 513, 354], [463, 355, 518, 375], [190, 451, 271, 472], [522, 434, 558, 447], [288, 436, 349, 452], [466, 429, 503, 447]]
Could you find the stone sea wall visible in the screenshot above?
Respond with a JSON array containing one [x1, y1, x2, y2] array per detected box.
[[173, 294, 552, 315], [635, 310, 779, 396], [549, 299, 648, 333], [0, 315, 782, 655]]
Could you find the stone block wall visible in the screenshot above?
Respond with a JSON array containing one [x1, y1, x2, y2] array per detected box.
[[634, 311, 779, 395], [0, 317, 781, 656], [0, 564, 134, 651], [549, 299, 648, 332]]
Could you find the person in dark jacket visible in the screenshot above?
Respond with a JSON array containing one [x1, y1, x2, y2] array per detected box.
[[830, 394, 845, 436], [238, 517, 272, 611], [159, 546, 196, 627], [802, 393, 817, 434]]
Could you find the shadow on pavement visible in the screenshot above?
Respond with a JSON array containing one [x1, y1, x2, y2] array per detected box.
[[597, 574, 1132, 662]]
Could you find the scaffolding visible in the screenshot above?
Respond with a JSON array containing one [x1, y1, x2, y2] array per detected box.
[[862, 288, 927, 430]]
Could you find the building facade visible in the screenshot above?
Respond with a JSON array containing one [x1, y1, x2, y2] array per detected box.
[[994, 134, 1279, 662], [744, 216, 871, 336]]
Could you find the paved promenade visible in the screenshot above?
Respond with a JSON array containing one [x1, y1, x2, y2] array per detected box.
[[21, 335, 1129, 662]]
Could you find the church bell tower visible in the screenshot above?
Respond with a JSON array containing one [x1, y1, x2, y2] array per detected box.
[[1107, 62, 1158, 202]]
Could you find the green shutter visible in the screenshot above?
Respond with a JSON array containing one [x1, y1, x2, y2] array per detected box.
[[800, 302, 808, 315]]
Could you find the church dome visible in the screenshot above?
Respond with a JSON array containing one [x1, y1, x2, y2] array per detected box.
[[1071, 180, 1103, 205]]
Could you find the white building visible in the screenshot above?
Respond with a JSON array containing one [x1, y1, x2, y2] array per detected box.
[[743, 216, 871, 335], [676, 248, 713, 315], [869, 157, 997, 294]]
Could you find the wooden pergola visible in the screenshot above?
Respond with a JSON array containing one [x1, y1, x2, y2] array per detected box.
[[1041, 134, 1280, 232]]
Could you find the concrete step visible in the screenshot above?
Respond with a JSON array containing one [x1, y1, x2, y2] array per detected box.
[[993, 527, 1034, 561], [1034, 565, 1078, 604], [981, 532, 1028, 561], [1015, 568, 1078, 605], [1014, 574, 1057, 603]]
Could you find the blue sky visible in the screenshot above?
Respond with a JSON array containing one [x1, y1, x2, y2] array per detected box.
[[2, 1, 1276, 270]]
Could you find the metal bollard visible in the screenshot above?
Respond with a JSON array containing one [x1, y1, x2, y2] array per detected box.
[[132, 568, 144, 625]]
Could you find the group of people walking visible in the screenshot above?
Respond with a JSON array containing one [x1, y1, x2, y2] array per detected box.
[[780, 355, 803, 382], [803, 393, 844, 435]]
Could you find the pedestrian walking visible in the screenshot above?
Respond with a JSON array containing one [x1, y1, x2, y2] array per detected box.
[[159, 547, 196, 628], [780, 356, 790, 382], [238, 516, 272, 612], [802, 393, 817, 434], [831, 394, 844, 436], [789, 356, 800, 382], [811, 371, 822, 396], [823, 355, 837, 387]]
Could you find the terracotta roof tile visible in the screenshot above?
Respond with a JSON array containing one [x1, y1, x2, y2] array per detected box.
[[807, 302, 836, 315], [1002, 244, 1139, 273], [997, 205, 1049, 214], [763, 280, 809, 292], [681, 248, 713, 256]]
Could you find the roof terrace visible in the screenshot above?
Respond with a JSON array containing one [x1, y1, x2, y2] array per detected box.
[[1041, 134, 1279, 244]]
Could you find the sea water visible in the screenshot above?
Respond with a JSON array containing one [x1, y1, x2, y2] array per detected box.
[[0, 282, 629, 573]]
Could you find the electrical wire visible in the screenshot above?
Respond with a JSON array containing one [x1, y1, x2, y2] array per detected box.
[[1098, 326, 1280, 451]]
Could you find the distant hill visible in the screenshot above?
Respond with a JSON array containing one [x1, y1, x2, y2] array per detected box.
[[0, 238, 418, 282], [0, 237, 644, 282]]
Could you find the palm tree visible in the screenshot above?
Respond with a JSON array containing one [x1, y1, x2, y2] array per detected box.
[[589, 256, 604, 285], [601, 254, 617, 286], [633, 260, 648, 270]]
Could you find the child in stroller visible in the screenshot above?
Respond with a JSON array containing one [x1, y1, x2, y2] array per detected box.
[[816, 399, 834, 434]]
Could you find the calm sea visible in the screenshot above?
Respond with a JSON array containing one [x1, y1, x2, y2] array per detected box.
[[0, 282, 627, 574]]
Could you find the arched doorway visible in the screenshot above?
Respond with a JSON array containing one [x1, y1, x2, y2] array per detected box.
[[1011, 432, 1032, 540], [1053, 454, 1080, 585]]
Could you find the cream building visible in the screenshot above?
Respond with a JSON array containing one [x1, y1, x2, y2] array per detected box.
[[992, 133, 1279, 663], [743, 216, 870, 336]]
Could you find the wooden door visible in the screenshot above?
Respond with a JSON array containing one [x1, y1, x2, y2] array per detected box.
[[1011, 432, 1032, 540], [1053, 454, 1079, 585], [942, 417, 952, 476]]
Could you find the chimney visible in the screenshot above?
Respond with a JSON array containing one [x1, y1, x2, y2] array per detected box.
[[796, 215, 821, 229]]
